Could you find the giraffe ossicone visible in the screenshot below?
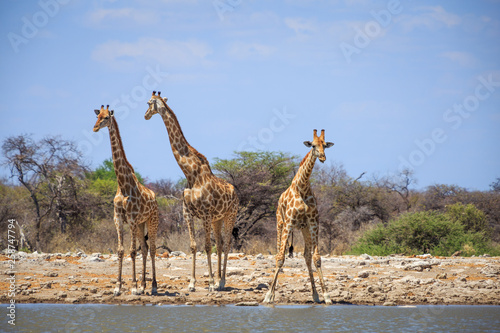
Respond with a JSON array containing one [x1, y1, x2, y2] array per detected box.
[[264, 129, 334, 305], [93, 105, 159, 296]]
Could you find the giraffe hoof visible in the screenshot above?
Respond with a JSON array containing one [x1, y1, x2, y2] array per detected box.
[[131, 288, 142, 296], [151, 287, 158, 295], [263, 292, 274, 304], [215, 280, 225, 291], [324, 294, 332, 305], [188, 286, 195, 292], [113, 288, 121, 296], [313, 293, 321, 303]]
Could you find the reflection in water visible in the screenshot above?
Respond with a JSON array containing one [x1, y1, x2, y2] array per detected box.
[[10, 304, 500, 333]]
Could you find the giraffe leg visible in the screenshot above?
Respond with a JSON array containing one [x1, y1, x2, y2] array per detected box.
[[312, 230, 331, 305], [213, 219, 223, 291], [302, 228, 320, 303], [219, 210, 236, 291], [183, 204, 197, 292], [264, 212, 291, 304], [129, 222, 139, 295], [276, 208, 284, 255], [148, 209, 159, 295], [137, 223, 148, 295], [204, 218, 215, 292], [114, 204, 125, 296]]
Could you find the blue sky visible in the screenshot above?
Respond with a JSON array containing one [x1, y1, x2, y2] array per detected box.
[[1, 0, 499, 190]]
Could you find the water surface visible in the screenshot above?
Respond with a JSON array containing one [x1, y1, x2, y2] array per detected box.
[[5, 304, 500, 333]]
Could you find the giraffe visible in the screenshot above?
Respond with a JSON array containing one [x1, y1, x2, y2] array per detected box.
[[144, 91, 238, 292], [264, 129, 334, 305], [93, 105, 159, 296]]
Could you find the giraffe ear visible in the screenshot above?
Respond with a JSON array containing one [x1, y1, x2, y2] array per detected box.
[[94, 109, 100, 115], [325, 142, 334, 148], [109, 110, 114, 116], [163, 97, 168, 103], [304, 141, 313, 148]]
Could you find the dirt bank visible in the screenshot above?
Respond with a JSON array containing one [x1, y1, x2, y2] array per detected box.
[[2, 251, 499, 306]]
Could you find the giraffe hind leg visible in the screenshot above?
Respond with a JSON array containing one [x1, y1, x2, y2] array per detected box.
[[213, 219, 224, 291], [218, 210, 236, 291], [204, 218, 216, 292]]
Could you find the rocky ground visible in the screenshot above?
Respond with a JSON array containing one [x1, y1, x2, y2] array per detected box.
[[1, 250, 499, 306]]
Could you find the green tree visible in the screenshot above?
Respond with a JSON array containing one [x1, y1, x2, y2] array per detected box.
[[350, 209, 498, 257], [213, 151, 298, 250], [88, 158, 145, 183], [445, 203, 490, 235], [87, 158, 145, 201]]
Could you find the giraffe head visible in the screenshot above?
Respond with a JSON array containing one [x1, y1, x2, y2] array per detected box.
[[145, 91, 168, 120], [93, 105, 114, 132], [303, 129, 334, 163]]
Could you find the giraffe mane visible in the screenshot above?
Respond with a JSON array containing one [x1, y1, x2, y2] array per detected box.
[[157, 96, 187, 144], [157, 95, 213, 173], [111, 116, 136, 174], [190, 147, 213, 172], [299, 150, 311, 167]]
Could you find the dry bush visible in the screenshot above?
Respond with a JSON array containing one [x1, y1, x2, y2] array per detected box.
[[240, 233, 275, 255]]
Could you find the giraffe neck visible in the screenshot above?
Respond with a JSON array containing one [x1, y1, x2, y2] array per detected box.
[[107, 117, 137, 189], [159, 101, 191, 157], [157, 99, 212, 187], [293, 150, 316, 192]]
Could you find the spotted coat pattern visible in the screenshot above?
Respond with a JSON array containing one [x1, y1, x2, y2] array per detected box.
[[264, 129, 334, 305], [93, 105, 159, 296], [145, 92, 238, 292]]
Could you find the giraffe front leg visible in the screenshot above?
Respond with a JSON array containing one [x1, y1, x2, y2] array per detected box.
[[129, 222, 140, 295], [313, 246, 332, 305], [183, 204, 197, 292], [264, 216, 291, 304], [148, 210, 159, 295], [137, 223, 148, 295], [114, 205, 125, 296]]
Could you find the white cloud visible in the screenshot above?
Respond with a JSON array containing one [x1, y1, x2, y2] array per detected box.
[[399, 6, 461, 32], [87, 8, 160, 26], [91, 37, 212, 70], [284, 17, 318, 36], [228, 42, 275, 59], [440, 51, 476, 67]]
